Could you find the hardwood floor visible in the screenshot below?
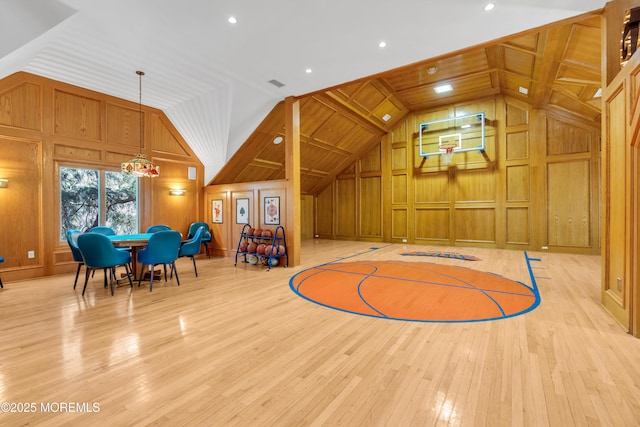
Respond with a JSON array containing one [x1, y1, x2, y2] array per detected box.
[[0, 240, 639, 426]]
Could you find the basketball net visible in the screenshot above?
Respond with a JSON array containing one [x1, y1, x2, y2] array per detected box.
[[442, 146, 455, 164]]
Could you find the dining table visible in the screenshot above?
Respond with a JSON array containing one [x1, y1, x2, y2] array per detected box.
[[108, 233, 153, 281]]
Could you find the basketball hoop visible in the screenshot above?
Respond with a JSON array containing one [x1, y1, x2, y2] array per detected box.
[[442, 145, 455, 164]]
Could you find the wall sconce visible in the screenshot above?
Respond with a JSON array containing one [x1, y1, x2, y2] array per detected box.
[[0, 179, 8, 188], [169, 189, 186, 196]]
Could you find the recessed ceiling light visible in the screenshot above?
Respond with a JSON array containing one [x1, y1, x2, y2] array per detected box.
[[484, 3, 495, 11], [594, 88, 602, 98], [426, 66, 438, 75], [305, 68, 312, 74], [378, 41, 387, 48], [434, 84, 453, 94], [273, 136, 283, 145], [518, 86, 529, 95], [228, 16, 237, 24], [382, 113, 391, 122]]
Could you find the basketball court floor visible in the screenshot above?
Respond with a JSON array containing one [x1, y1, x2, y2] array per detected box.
[[0, 239, 638, 425]]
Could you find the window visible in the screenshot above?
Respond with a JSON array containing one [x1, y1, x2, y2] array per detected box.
[[60, 166, 138, 240]]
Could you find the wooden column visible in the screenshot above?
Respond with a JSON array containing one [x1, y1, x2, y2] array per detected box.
[[284, 96, 301, 266]]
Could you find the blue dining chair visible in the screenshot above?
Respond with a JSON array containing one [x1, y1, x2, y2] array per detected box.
[[187, 222, 212, 258], [77, 233, 133, 296], [89, 226, 116, 236], [0, 256, 4, 288], [66, 229, 85, 290], [146, 224, 171, 233], [137, 230, 181, 292], [177, 226, 205, 277]]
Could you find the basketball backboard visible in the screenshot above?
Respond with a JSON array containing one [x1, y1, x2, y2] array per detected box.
[[418, 112, 486, 158]]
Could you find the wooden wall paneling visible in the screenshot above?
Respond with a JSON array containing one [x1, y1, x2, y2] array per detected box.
[[506, 102, 529, 127], [391, 145, 407, 171], [415, 208, 449, 241], [529, 109, 549, 252], [336, 178, 356, 237], [455, 169, 497, 202], [150, 114, 190, 156], [602, 78, 629, 329], [547, 116, 592, 155], [147, 159, 200, 235], [547, 160, 591, 247], [392, 174, 408, 204], [301, 194, 314, 240], [359, 176, 381, 238], [392, 208, 408, 240], [360, 143, 381, 172], [455, 207, 497, 244], [506, 164, 531, 201], [106, 103, 141, 148], [53, 90, 102, 141], [315, 184, 334, 237], [414, 171, 449, 204], [506, 131, 530, 160], [206, 191, 230, 254], [506, 207, 530, 244], [0, 81, 42, 131], [0, 136, 42, 275]]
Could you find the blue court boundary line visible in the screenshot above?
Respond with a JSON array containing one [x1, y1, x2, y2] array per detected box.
[[289, 250, 542, 323]]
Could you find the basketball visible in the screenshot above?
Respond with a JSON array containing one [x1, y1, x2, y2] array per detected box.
[[267, 257, 279, 267], [278, 245, 286, 255], [247, 242, 257, 253], [264, 244, 274, 255], [247, 255, 259, 265], [239, 242, 248, 252], [256, 244, 266, 254], [254, 228, 263, 237], [248, 228, 255, 236], [262, 229, 272, 238]]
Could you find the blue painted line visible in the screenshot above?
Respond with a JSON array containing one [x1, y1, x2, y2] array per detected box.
[[523, 251, 542, 310]]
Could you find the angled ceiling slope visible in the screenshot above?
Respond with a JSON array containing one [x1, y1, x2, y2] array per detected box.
[[212, 12, 603, 195]]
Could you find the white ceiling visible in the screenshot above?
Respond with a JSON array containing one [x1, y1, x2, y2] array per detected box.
[[0, 0, 606, 183]]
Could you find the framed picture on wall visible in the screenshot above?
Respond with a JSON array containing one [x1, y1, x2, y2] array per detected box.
[[236, 198, 249, 224], [264, 196, 280, 225], [211, 199, 223, 224]]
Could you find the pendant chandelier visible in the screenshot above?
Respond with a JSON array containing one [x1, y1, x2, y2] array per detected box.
[[121, 71, 160, 177]]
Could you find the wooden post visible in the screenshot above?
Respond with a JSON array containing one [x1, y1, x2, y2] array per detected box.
[[285, 96, 301, 266]]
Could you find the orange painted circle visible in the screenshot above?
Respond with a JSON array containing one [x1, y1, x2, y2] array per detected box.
[[289, 261, 539, 322]]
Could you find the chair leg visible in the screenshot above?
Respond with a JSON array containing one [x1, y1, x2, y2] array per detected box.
[[109, 267, 115, 296], [163, 264, 168, 281], [124, 263, 133, 289], [82, 268, 92, 296], [138, 264, 146, 287], [0, 275, 3, 288], [103, 269, 108, 288], [172, 262, 180, 285], [202, 242, 210, 258], [191, 256, 198, 277], [73, 263, 83, 289], [149, 264, 155, 292]]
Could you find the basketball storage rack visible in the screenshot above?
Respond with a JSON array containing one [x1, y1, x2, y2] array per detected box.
[[234, 224, 288, 270], [418, 112, 486, 164]]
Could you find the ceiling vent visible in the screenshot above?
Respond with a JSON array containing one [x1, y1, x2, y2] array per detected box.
[[268, 79, 285, 88]]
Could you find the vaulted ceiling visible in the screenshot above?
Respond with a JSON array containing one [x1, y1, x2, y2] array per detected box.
[[0, 0, 605, 185], [212, 13, 603, 195]]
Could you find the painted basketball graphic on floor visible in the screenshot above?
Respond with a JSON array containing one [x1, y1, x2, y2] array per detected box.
[[290, 261, 539, 323]]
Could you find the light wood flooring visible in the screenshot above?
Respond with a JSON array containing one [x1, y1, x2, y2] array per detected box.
[[0, 240, 639, 426]]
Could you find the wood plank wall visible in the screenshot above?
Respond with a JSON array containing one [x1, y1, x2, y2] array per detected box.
[[204, 181, 289, 257], [0, 72, 204, 282], [317, 95, 601, 254]]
